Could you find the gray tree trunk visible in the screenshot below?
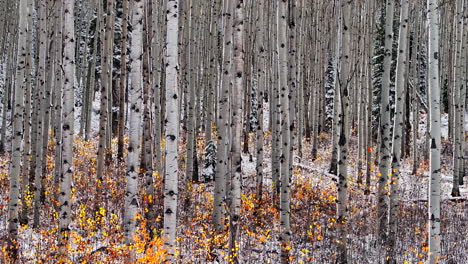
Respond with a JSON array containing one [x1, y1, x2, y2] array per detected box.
[[58, 0, 75, 257], [123, 0, 143, 245], [163, 0, 180, 258]]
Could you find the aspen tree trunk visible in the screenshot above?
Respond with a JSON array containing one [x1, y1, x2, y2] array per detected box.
[[33, 0, 48, 228], [376, 0, 394, 244], [386, 0, 409, 262], [278, 0, 291, 262], [451, 0, 463, 197], [40, 0, 56, 183], [229, 1, 244, 262], [458, 46, 466, 186], [427, 0, 442, 262], [336, 0, 351, 262], [271, 0, 281, 194], [255, 0, 265, 204], [7, 0, 28, 259], [20, 0, 34, 225], [58, 0, 75, 258], [151, 0, 162, 179], [365, 0, 375, 195], [163, 0, 180, 257], [104, 3, 115, 162], [213, 0, 234, 231], [53, 0, 63, 203], [186, 0, 196, 183], [411, 21, 420, 175], [123, 0, 143, 245], [117, 0, 128, 162], [357, 4, 368, 185], [458, 17, 468, 185], [96, 0, 112, 209], [84, 6, 99, 141], [329, 4, 341, 176]]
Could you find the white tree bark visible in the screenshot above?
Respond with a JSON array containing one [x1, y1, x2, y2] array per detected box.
[[255, 0, 265, 204], [213, 0, 234, 231], [377, 0, 394, 244], [387, 0, 409, 262], [59, 0, 75, 258], [163, 0, 180, 258], [7, 0, 28, 258], [32, 0, 48, 228], [229, 1, 244, 262], [278, 0, 291, 263], [123, 0, 143, 245], [427, 0, 442, 262], [337, 0, 351, 262]]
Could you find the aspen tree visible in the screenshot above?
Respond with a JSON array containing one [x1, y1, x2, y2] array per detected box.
[[6, 0, 28, 259], [186, 0, 197, 183], [387, 0, 409, 262], [58, 0, 75, 258], [229, 1, 244, 262], [117, 0, 128, 162], [213, 0, 234, 231], [53, 0, 63, 200], [96, 0, 113, 207], [123, 0, 143, 245], [336, 0, 351, 261], [20, 0, 35, 225], [255, 0, 265, 204], [278, 0, 292, 262], [163, 0, 180, 257], [376, 0, 394, 244], [32, 0, 48, 228], [427, 0, 442, 261]]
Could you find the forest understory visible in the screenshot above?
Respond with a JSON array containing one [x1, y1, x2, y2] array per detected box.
[[1, 130, 466, 263]]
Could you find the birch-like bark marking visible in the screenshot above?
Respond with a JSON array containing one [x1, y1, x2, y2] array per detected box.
[[427, 0, 442, 262], [278, 0, 292, 263], [213, 0, 234, 231], [163, 0, 180, 258], [337, 0, 351, 262], [32, 0, 48, 228], [123, 0, 143, 245], [7, 0, 28, 259], [387, 0, 409, 262], [376, 0, 394, 244], [229, 1, 244, 263], [58, 0, 75, 258]]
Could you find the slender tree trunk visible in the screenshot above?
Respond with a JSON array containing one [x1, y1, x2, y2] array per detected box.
[[58, 0, 75, 258], [117, 0, 128, 162], [123, 0, 143, 245], [278, 0, 291, 262], [386, 0, 409, 262], [6, 0, 28, 259], [376, 0, 394, 245], [213, 0, 233, 231], [255, 0, 265, 205], [53, 0, 63, 204], [20, 0, 34, 225], [336, 0, 351, 262], [95, 0, 112, 210], [32, 0, 48, 228], [427, 0, 442, 262], [163, 0, 180, 258], [228, 1, 244, 263]]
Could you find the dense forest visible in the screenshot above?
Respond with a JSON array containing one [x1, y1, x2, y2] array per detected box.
[[0, 0, 467, 263]]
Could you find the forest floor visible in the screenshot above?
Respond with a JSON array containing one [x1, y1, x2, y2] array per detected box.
[[0, 131, 467, 264]]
